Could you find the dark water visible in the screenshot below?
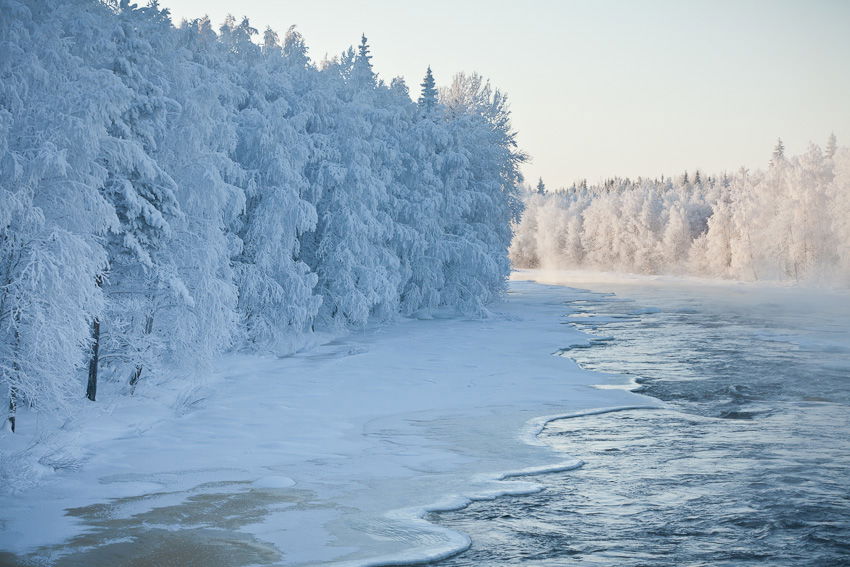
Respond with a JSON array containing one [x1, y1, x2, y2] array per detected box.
[[428, 285, 850, 566]]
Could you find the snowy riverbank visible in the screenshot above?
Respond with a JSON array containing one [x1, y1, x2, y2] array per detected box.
[[0, 278, 653, 566]]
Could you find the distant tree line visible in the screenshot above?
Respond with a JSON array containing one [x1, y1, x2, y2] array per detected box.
[[512, 137, 850, 283]]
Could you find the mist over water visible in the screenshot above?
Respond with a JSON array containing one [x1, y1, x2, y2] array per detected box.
[[429, 280, 850, 566]]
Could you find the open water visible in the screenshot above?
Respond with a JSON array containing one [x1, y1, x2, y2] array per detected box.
[[428, 281, 850, 566]]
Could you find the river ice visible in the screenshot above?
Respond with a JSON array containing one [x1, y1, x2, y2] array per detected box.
[[0, 278, 649, 566], [6, 271, 846, 566]]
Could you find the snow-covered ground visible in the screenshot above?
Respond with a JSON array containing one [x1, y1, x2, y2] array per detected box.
[[0, 278, 652, 566]]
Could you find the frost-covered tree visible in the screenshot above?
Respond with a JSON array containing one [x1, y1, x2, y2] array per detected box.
[[154, 15, 247, 372], [512, 138, 850, 285], [1, 1, 526, 432], [350, 34, 376, 89], [771, 137, 785, 166], [439, 72, 525, 311], [307, 37, 402, 327], [90, 2, 187, 396], [282, 25, 310, 68], [418, 66, 438, 113], [1, 0, 117, 424], [826, 132, 837, 160], [226, 18, 321, 348], [536, 177, 546, 195]]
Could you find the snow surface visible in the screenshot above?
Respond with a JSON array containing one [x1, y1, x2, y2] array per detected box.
[[0, 278, 656, 565]]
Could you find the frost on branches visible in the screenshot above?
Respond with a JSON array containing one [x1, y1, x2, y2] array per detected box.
[[0, 0, 524, 432], [511, 138, 850, 285]]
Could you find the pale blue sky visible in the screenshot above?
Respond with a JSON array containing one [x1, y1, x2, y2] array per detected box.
[[160, 0, 850, 188]]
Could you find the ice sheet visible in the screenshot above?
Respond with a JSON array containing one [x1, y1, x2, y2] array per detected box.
[[0, 279, 653, 565]]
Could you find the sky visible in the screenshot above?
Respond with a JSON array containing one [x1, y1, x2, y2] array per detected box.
[[158, 0, 850, 188]]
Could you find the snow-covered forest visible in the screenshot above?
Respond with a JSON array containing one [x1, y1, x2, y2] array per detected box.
[[512, 138, 850, 284], [0, 0, 524, 431]]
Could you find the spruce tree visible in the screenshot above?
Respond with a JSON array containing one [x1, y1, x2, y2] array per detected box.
[[771, 138, 785, 166], [350, 34, 375, 88], [418, 66, 438, 112], [826, 132, 837, 159]]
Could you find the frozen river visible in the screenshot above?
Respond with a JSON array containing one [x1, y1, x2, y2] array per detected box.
[[0, 278, 637, 566], [429, 272, 850, 566], [2, 273, 848, 566]]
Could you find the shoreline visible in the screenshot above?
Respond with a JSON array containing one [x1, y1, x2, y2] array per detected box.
[[423, 274, 850, 566], [0, 278, 648, 566], [330, 404, 664, 567]]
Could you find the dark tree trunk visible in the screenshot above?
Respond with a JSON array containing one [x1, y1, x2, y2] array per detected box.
[[8, 327, 21, 432], [86, 317, 100, 402], [7, 385, 16, 433], [128, 364, 142, 390], [2, 253, 17, 432], [128, 312, 154, 392], [86, 274, 104, 402]]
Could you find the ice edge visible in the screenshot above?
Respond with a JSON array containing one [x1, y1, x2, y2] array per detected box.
[[326, 404, 657, 567]]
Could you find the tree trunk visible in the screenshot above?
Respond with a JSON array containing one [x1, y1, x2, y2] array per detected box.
[[128, 364, 142, 391], [86, 317, 100, 402], [86, 274, 104, 402], [7, 385, 16, 433], [128, 311, 153, 393], [8, 327, 21, 432]]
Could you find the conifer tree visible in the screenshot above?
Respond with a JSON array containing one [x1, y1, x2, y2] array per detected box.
[[771, 138, 785, 166], [827, 132, 838, 159], [350, 34, 375, 88], [418, 66, 438, 113]]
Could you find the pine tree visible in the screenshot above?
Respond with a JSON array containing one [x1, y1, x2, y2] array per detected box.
[[771, 138, 785, 166], [418, 66, 438, 112], [827, 132, 837, 159], [350, 34, 375, 88], [536, 177, 546, 195]]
